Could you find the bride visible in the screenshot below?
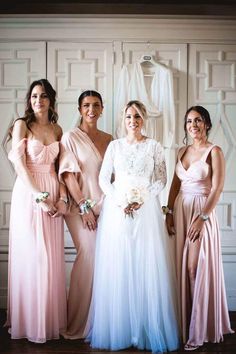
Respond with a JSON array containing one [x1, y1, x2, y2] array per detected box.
[[87, 100, 180, 353]]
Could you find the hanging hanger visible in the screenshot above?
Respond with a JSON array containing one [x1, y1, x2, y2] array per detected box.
[[138, 41, 165, 68], [139, 53, 159, 66]]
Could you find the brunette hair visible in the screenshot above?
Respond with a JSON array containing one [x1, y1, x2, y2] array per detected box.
[[8, 79, 58, 140], [183, 105, 212, 145], [78, 90, 103, 108]]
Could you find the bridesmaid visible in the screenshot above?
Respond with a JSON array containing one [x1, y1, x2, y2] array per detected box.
[[165, 106, 234, 350], [59, 90, 112, 339], [5, 79, 67, 342]]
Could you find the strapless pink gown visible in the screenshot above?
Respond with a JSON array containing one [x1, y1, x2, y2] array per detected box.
[[6, 138, 67, 343], [174, 144, 234, 347]]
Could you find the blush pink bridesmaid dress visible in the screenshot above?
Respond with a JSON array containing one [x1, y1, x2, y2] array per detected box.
[[6, 138, 67, 343], [174, 144, 234, 347]]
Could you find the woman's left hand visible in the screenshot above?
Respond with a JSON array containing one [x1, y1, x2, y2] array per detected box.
[[51, 199, 68, 217], [187, 216, 204, 242]]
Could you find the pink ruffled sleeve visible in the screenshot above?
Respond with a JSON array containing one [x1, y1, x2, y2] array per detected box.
[[58, 132, 81, 183], [8, 138, 27, 164]]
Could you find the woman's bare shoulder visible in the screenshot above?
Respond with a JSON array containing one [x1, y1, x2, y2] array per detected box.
[[210, 144, 224, 160], [53, 123, 63, 140], [99, 130, 113, 142]]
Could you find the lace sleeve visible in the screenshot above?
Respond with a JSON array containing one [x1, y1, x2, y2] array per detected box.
[[99, 142, 115, 198], [148, 142, 167, 197]]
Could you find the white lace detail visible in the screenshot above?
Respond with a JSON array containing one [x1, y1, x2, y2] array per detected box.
[[99, 138, 167, 205]]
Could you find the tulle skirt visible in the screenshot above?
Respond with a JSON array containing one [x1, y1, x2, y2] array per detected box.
[[87, 195, 180, 353]]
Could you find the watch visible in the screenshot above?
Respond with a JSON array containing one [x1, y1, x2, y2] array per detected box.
[[199, 213, 209, 221]]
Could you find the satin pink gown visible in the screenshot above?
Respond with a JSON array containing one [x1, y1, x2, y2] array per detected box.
[[59, 128, 106, 339], [174, 144, 234, 347], [6, 138, 67, 343]]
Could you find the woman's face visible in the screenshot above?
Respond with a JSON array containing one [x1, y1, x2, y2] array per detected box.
[[30, 85, 50, 115], [79, 96, 103, 125], [125, 106, 143, 134], [186, 110, 207, 140]]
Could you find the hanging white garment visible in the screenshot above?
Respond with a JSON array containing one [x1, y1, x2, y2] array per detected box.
[[115, 61, 175, 148], [114, 60, 176, 203]]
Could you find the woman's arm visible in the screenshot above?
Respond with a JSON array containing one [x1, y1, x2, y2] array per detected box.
[[62, 172, 84, 205], [11, 120, 43, 194], [148, 142, 167, 197], [188, 146, 225, 242], [10, 120, 57, 214], [200, 146, 225, 215], [165, 172, 181, 236]]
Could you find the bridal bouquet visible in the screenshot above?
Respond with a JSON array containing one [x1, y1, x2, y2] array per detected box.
[[126, 186, 147, 205], [124, 185, 148, 218]]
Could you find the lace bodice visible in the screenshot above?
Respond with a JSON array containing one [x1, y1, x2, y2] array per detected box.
[[99, 138, 167, 206]]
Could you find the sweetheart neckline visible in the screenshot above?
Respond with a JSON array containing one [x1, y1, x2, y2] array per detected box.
[[27, 139, 59, 147]]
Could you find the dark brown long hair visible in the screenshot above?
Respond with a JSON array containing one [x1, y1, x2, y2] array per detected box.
[[8, 79, 58, 140]]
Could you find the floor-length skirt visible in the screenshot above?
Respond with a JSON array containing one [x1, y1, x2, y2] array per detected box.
[[63, 214, 96, 339], [174, 192, 234, 346], [6, 170, 67, 343], [88, 195, 180, 353]]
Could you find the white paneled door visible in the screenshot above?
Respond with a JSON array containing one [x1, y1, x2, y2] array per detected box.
[[0, 42, 46, 308], [189, 44, 236, 309]]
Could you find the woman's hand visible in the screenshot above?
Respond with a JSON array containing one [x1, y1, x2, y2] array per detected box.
[[52, 199, 68, 217], [81, 209, 97, 231], [187, 216, 205, 242], [124, 202, 142, 218], [39, 199, 57, 216], [165, 213, 176, 236]]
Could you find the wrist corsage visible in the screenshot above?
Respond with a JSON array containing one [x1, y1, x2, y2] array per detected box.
[[162, 206, 173, 215], [35, 191, 49, 203], [79, 199, 96, 215]]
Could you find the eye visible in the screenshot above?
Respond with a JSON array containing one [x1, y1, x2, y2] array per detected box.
[[41, 93, 48, 99], [196, 118, 203, 123], [125, 115, 131, 119], [186, 119, 192, 124]]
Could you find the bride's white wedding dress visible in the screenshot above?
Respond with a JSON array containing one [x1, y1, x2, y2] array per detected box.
[[87, 138, 180, 353]]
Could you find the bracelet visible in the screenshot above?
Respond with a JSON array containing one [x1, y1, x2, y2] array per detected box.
[[35, 191, 49, 203], [198, 213, 209, 221], [59, 196, 68, 204], [79, 199, 96, 215], [77, 198, 86, 206], [162, 206, 173, 215]]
